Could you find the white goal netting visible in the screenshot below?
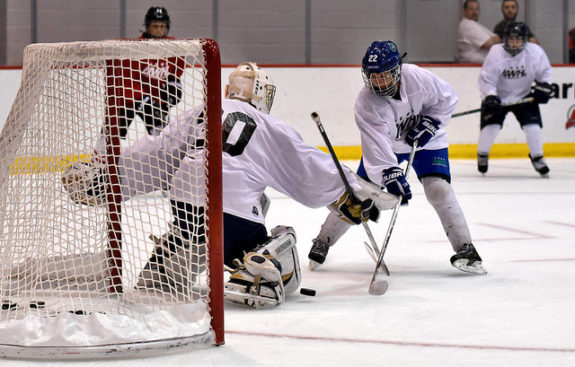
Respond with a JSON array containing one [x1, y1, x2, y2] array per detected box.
[[0, 39, 223, 359]]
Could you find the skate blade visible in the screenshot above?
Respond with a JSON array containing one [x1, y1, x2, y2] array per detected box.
[[452, 259, 487, 275]]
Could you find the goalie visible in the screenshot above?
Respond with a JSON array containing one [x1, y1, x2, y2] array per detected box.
[[63, 62, 389, 308]]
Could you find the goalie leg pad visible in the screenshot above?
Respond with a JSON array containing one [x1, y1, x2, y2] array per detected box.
[[225, 252, 285, 309], [224, 225, 299, 308], [257, 225, 300, 294], [136, 224, 206, 295]]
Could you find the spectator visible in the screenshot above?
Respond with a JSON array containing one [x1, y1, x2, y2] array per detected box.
[[493, 0, 538, 44], [457, 0, 501, 63]]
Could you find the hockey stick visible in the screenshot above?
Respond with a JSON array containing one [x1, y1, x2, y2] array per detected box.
[[368, 143, 417, 296], [451, 97, 534, 118], [310, 112, 386, 273]]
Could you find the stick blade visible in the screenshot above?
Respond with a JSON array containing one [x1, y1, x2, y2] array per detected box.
[[369, 279, 389, 295]]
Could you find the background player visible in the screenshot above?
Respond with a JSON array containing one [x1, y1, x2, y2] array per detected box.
[[309, 41, 487, 275], [64, 62, 381, 308], [95, 7, 184, 155], [477, 22, 553, 176]]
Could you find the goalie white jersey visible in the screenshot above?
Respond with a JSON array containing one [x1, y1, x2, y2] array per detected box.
[[479, 43, 552, 104], [354, 63, 457, 186], [119, 98, 357, 224]]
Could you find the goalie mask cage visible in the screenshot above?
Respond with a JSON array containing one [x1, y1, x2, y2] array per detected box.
[[0, 39, 223, 359]]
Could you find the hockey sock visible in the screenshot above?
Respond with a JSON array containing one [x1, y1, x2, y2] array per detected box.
[[422, 176, 472, 251], [523, 124, 544, 157], [477, 124, 501, 154], [316, 212, 353, 246]]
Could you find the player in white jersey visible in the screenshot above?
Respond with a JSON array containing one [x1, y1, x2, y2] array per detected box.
[[62, 62, 380, 308], [477, 22, 553, 176], [309, 41, 487, 275]]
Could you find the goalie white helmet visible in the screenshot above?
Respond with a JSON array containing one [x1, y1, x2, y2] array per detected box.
[[226, 62, 276, 114]]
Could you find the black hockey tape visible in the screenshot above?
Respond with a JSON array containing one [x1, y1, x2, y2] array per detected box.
[[299, 288, 316, 297]]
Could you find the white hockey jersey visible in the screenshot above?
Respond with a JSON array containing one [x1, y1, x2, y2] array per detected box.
[[354, 64, 457, 187], [118, 98, 356, 224], [479, 43, 552, 104]]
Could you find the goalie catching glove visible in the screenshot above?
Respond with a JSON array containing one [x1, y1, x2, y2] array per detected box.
[[61, 162, 107, 206], [329, 192, 379, 225]]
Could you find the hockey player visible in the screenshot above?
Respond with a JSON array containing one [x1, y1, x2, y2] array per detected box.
[[95, 7, 184, 156], [63, 62, 381, 308], [477, 22, 553, 176], [309, 41, 487, 275]]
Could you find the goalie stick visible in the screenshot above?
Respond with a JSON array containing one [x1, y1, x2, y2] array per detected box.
[[451, 97, 534, 118], [310, 112, 388, 274], [368, 143, 417, 296]]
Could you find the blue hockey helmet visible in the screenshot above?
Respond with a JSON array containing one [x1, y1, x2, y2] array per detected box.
[[503, 22, 527, 56], [361, 41, 402, 97]]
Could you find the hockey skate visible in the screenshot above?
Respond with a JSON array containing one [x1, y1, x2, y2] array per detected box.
[[529, 154, 550, 177], [308, 237, 330, 271], [450, 243, 487, 275], [477, 153, 489, 174]]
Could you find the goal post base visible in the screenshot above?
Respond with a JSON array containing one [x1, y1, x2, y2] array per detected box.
[[0, 332, 216, 360]]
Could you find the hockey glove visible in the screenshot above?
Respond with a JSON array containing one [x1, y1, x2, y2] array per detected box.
[[405, 115, 440, 147], [382, 167, 412, 205], [481, 95, 503, 123], [331, 192, 379, 225], [61, 162, 107, 206], [160, 76, 183, 107], [530, 81, 553, 104], [136, 95, 170, 135]]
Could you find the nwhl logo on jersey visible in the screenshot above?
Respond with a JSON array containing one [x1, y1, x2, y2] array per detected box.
[[143, 61, 170, 79], [395, 111, 419, 140], [501, 65, 526, 79]]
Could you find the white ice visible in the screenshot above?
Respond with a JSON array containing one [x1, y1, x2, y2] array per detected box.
[[2, 158, 575, 366]]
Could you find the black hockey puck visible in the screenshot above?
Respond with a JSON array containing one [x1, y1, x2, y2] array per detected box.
[[300, 288, 316, 296]]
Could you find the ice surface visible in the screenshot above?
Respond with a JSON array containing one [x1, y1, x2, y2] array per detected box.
[[2, 158, 575, 366]]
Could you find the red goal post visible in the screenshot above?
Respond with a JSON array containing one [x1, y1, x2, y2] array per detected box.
[[0, 38, 223, 358]]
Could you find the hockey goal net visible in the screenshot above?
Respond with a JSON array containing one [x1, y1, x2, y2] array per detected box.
[[0, 39, 223, 359]]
